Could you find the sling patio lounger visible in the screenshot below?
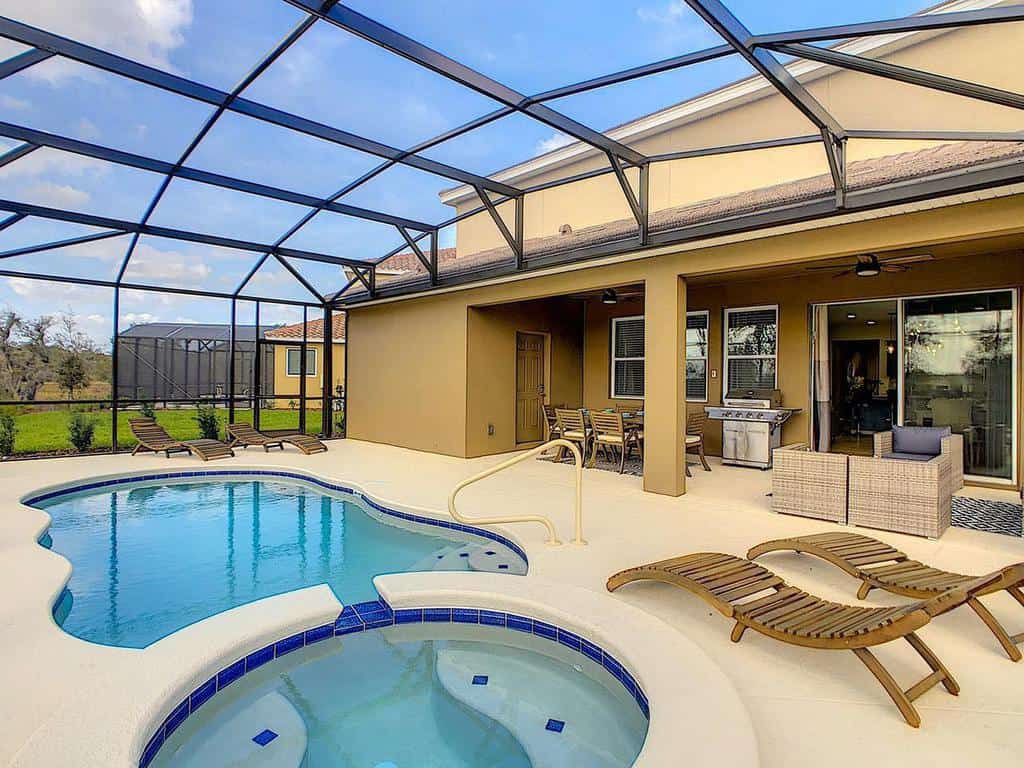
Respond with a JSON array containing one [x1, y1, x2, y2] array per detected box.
[[607, 552, 1016, 726], [226, 423, 328, 455], [748, 531, 1024, 661], [129, 418, 235, 461]]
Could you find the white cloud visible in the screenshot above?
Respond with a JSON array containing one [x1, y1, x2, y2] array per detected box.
[[22, 181, 91, 209], [0, 148, 109, 179], [636, 1, 718, 54], [123, 312, 158, 326], [8, 0, 193, 83], [75, 118, 101, 141], [536, 132, 574, 155], [126, 242, 212, 286], [0, 94, 30, 111]]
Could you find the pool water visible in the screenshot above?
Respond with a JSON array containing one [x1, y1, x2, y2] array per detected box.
[[152, 624, 648, 768], [35, 478, 524, 648]]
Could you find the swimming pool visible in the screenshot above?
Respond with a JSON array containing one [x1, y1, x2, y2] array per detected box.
[[150, 622, 648, 768], [32, 475, 526, 647]]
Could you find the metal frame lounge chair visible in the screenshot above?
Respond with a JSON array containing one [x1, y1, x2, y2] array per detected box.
[[607, 552, 1015, 726], [748, 532, 1024, 661], [226, 423, 328, 455], [129, 418, 235, 461]]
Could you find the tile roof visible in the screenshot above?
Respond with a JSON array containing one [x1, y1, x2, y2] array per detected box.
[[352, 139, 1024, 295], [263, 313, 346, 341]]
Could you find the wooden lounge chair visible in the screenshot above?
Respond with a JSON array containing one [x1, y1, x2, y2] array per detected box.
[[129, 418, 235, 461], [226, 422, 327, 455], [607, 552, 1015, 726], [748, 532, 1024, 661]]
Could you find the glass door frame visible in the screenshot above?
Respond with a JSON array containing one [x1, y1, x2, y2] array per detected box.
[[810, 287, 1019, 487]]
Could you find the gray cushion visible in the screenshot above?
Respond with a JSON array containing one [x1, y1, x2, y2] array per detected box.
[[883, 451, 937, 463], [891, 425, 950, 457]]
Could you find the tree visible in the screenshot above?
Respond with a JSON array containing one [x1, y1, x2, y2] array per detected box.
[[56, 353, 89, 401], [0, 310, 54, 401]]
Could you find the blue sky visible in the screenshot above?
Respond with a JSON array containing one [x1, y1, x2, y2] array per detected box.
[[0, 0, 930, 343]]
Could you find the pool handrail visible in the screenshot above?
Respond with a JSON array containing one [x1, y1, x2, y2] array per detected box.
[[447, 439, 585, 547]]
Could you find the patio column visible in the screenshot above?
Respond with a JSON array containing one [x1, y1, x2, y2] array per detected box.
[[643, 270, 687, 496]]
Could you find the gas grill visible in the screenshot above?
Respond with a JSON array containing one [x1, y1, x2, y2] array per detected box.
[[705, 389, 800, 469]]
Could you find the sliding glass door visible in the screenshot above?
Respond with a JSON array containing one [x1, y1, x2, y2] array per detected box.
[[902, 290, 1016, 481]]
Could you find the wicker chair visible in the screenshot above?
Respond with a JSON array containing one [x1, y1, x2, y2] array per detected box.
[[847, 431, 964, 538], [685, 409, 711, 478], [589, 411, 643, 473], [771, 444, 849, 523]]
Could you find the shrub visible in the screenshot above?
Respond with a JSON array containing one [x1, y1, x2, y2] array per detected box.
[[68, 410, 97, 452], [288, 399, 297, 411], [335, 412, 345, 434], [140, 401, 156, 419], [0, 409, 15, 456], [194, 405, 220, 440]]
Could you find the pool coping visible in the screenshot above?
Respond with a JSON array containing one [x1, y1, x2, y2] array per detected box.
[[3, 461, 759, 768], [138, 596, 651, 768]]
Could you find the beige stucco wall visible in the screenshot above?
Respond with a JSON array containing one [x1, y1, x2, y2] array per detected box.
[[576, 252, 1024, 462], [347, 193, 1024, 492], [269, 342, 345, 407], [465, 297, 584, 456], [451, 20, 1024, 257]]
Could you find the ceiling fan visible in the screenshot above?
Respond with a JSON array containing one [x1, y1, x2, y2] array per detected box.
[[805, 252, 933, 278]]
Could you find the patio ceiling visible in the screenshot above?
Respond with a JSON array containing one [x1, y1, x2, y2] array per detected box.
[[1, 1, 1023, 308]]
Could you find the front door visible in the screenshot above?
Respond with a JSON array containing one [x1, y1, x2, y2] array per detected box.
[[515, 332, 546, 444]]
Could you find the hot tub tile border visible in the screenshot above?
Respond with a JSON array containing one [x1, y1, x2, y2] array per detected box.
[[26, 469, 529, 565], [139, 599, 650, 767]]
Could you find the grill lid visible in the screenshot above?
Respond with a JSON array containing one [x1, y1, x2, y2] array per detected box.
[[724, 388, 783, 407]]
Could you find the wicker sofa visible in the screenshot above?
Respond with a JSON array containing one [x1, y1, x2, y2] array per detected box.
[[771, 444, 849, 523], [847, 428, 964, 538]]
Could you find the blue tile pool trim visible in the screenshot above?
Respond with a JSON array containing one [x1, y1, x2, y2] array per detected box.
[[25, 469, 529, 566], [138, 598, 650, 768]]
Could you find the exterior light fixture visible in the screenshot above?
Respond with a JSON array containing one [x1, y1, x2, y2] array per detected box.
[[602, 289, 618, 305], [855, 254, 882, 277]]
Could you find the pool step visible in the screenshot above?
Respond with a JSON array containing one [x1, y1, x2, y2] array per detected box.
[[426, 544, 526, 575], [434, 642, 642, 768], [159, 691, 307, 767]]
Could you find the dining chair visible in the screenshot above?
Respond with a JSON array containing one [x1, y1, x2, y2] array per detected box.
[[555, 408, 592, 463], [590, 411, 643, 473], [542, 404, 563, 441], [685, 409, 711, 478]]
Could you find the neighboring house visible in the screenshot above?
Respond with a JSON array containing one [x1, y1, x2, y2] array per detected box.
[[338, 0, 1024, 497], [263, 314, 346, 409], [116, 322, 271, 401]]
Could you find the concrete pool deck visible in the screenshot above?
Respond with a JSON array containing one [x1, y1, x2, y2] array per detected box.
[[1, 440, 1022, 767]]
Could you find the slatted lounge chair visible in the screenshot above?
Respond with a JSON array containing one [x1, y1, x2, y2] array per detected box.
[[129, 418, 235, 461], [226, 422, 327, 455], [748, 532, 1024, 661], [607, 552, 1014, 726]]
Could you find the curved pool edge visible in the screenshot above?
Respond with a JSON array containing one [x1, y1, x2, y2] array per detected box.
[[3, 459, 759, 768], [21, 466, 530, 567], [20, 466, 531, 649], [375, 572, 760, 768]]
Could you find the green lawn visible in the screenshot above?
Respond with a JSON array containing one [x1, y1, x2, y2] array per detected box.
[[4, 407, 341, 455]]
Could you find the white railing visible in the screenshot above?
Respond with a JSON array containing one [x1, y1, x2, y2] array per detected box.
[[447, 439, 586, 547]]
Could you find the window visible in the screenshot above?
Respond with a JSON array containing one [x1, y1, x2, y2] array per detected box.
[[286, 347, 317, 377], [610, 316, 644, 398], [724, 306, 777, 392], [686, 311, 709, 401]]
